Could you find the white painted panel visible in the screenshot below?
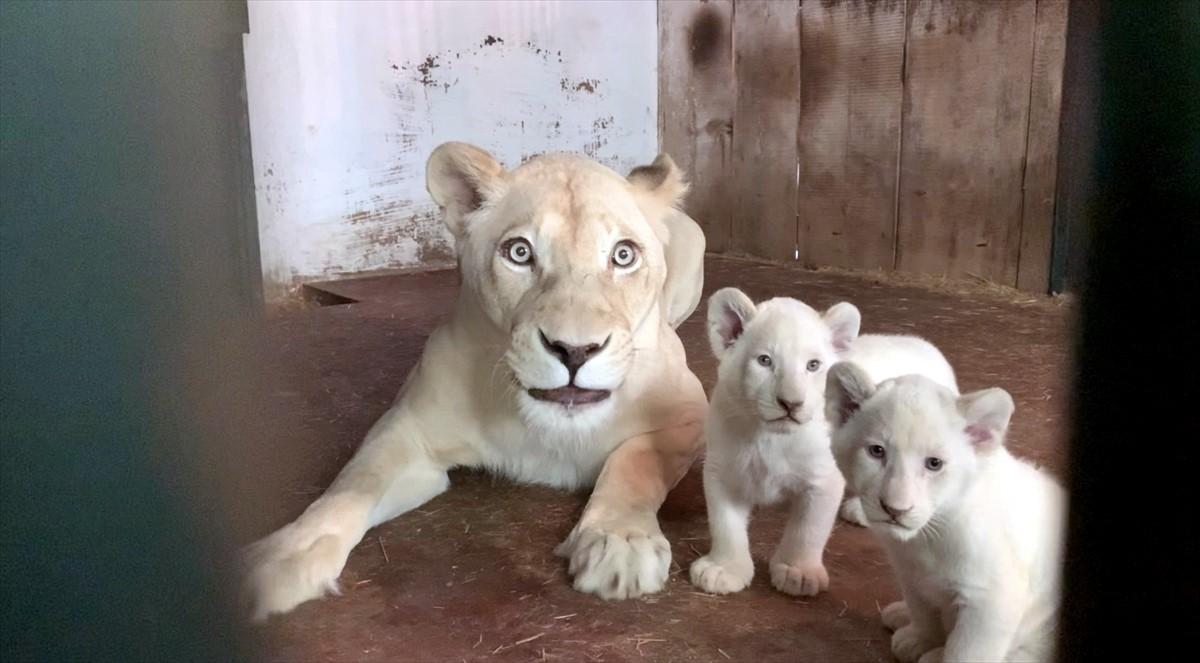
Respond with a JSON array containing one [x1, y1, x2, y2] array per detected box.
[[244, 0, 658, 299]]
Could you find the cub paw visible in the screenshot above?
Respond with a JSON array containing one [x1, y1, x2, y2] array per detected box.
[[917, 647, 945, 663], [891, 624, 940, 663], [242, 528, 348, 621], [769, 559, 829, 597], [689, 555, 753, 594], [881, 600, 912, 631], [839, 497, 869, 527], [556, 526, 670, 600]]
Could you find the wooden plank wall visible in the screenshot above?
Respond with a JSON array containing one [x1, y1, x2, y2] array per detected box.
[[658, 0, 1069, 292]]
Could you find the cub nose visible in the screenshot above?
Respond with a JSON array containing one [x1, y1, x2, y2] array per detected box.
[[778, 398, 803, 414], [880, 499, 912, 520], [539, 331, 609, 378]]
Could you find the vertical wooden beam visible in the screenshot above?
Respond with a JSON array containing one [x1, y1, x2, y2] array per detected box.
[[797, 0, 907, 271], [658, 0, 735, 252], [1016, 0, 1069, 292], [731, 0, 801, 261], [896, 0, 1038, 283]]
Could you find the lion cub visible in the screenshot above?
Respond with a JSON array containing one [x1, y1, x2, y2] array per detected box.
[[689, 288, 956, 597], [826, 364, 1065, 663]]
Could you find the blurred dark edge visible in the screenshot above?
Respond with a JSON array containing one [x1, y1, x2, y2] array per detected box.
[[2, 1, 265, 660], [1057, 0, 1199, 661]]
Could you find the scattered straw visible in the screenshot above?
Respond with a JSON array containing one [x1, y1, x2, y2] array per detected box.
[[553, 613, 577, 620], [838, 600, 849, 617], [717, 647, 732, 659], [377, 537, 390, 564]]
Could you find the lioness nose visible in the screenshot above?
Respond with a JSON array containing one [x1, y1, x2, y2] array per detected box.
[[880, 499, 912, 520], [539, 331, 609, 377], [778, 398, 802, 414]]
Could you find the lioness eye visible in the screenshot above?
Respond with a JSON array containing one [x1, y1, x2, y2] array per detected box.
[[611, 240, 639, 268], [806, 359, 821, 372], [867, 444, 886, 459], [925, 457, 944, 471], [756, 354, 773, 367], [502, 238, 534, 266]]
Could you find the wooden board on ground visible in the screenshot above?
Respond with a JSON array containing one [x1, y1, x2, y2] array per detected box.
[[658, 0, 736, 252], [797, 0, 907, 271], [896, 0, 1038, 283], [730, 0, 801, 261]]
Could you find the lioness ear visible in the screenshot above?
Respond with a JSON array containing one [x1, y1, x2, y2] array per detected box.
[[957, 388, 1014, 453], [825, 362, 876, 428], [823, 302, 862, 352], [707, 288, 756, 358], [426, 142, 507, 239], [628, 153, 688, 208]]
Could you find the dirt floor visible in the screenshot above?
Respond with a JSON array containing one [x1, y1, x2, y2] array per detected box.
[[242, 255, 1071, 662]]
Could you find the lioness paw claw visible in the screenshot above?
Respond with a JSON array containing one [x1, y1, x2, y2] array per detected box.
[[558, 528, 670, 600], [242, 529, 346, 621]]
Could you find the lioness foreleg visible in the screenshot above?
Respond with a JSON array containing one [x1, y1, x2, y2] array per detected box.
[[242, 407, 457, 620], [556, 419, 702, 599]]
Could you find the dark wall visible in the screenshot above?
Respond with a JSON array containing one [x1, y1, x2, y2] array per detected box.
[[2, 1, 261, 659]]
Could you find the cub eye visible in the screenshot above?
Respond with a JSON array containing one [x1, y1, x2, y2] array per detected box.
[[756, 354, 773, 368], [611, 240, 639, 268], [867, 444, 886, 459], [925, 457, 944, 472], [806, 359, 821, 372], [502, 238, 534, 266]]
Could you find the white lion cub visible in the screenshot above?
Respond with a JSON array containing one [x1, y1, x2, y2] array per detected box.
[[826, 364, 1065, 663], [689, 288, 956, 597]]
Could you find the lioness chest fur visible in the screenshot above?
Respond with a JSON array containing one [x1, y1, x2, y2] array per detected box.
[[689, 288, 957, 597], [827, 366, 1065, 663]]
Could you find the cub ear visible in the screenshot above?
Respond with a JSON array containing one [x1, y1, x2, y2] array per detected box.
[[707, 288, 757, 359], [426, 142, 507, 239], [825, 362, 876, 428], [628, 153, 688, 209], [823, 302, 862, 352], [957, 388, 1015, 453]]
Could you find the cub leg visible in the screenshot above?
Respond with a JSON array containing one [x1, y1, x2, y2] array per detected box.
[[689, 467, 755, 594], [769, 469, 844, 596]]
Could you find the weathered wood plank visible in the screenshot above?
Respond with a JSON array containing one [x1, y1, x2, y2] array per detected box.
[[1016, 0, 1069, 292], [658, 0, 735, 252], [896, 0, 1038, 283], [731, 0, 801, 261], [797, 0, 907, 271]]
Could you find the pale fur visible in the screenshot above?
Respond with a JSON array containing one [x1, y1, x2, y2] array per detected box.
[[242, 143, 708, 620], [827, 366, 1065, 663], [689, 290, 957, 597]]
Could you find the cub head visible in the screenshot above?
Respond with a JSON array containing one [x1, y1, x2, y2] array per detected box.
[[825, 362, 1015, 541], [706, 288, 861, 433], [426, 142, 689, 430]]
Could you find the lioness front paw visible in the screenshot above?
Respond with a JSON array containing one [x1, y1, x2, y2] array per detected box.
[[881, 600, 911, 631], [556, 526, 670, 600], [689, 555, 753, 594], [917, 647, 945, 663], [769, 559, 829, 597], [891, 624, 940, 663], [242, 527, 348, 621], [839, 497, 869, 527]]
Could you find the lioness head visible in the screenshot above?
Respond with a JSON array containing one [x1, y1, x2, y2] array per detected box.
[[707, 288, 861, 432], [825, 363, 1015, 541], [426, 142, 689, 430]]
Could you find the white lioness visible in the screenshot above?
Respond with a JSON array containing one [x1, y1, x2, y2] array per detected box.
[[690, 289, 956, 597], [826, 364, 1065, 663], [243, 143, 708, 620]]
